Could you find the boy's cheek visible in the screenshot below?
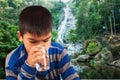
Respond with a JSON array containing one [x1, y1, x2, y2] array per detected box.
[[24, 45, 31, 54], [23, 42, 33, 53], [47, 41, 51, 48]]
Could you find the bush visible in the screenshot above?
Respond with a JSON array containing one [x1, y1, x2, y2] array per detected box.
[[0, 21, 20, 78]]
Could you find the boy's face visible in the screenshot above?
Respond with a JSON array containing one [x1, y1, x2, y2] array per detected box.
[[17, 31, 52, 54]]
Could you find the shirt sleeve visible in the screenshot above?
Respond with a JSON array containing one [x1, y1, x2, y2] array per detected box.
[[59, 49, 80, 80], [5, 61, 37, 80]]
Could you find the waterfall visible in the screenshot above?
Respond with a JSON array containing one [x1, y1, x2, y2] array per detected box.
[[56, 5, 82, 55], [56, 5, 70, 44]]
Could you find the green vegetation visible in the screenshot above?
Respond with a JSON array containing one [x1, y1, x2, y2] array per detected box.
[[50, 1, 65, 28], [86, 42, 99, 54], [84, 39, 102, 55], [68, 0, 120, 42], [52, 29, 58, 42]]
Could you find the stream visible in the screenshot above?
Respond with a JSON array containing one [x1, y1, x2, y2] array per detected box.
[[56, 4, 82, 55]]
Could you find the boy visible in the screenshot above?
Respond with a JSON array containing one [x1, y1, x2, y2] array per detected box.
[[5, 5, 80, 80]]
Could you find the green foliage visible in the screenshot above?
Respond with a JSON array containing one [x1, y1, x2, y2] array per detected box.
[[68, 0, 120, 42], [76, 0, 102, 40], [8, 0, 23, 9], [0, 21, 20, 79], [0, 21, 20, 57], [98, 0, 120, 35], [69, 0, 81, 15], [0, 67, 5, 79], [79, 65, 117, 79], [50, 1, 65, 28], [52, 29, 58, 42], [67, 29, 79, 43], [86, 42, 99, 54], [67, 0, 102, 42]]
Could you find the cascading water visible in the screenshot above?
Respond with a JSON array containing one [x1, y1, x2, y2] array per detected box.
[[56, 5, 70, 44], [56, 5, 82, 55]]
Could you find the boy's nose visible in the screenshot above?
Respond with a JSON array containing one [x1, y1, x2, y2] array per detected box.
[[36, 43, 45, 48]]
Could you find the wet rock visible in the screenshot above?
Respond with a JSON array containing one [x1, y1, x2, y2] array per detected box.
[[76, 55, 90, 62], [94, 48, 113, 64], [109, 59, 120, 68]]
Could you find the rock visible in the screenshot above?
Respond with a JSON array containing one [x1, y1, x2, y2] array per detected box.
[[109, 59, 120, 68], [103, 35, 120, 60], [94, 48, 113, 64], [83, 39, 102, 56], [76, 55, 90, 62]]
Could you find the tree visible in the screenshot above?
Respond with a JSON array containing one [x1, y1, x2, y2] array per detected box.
[[68, 0, 120, 43], [0, 21, 20, 79], [99, 0, 120, 35], [68, 0, 102, 42]]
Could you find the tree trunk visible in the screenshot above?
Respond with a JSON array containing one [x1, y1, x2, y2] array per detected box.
[[109, 15, 113, 35], [112, 10, 116, 35]]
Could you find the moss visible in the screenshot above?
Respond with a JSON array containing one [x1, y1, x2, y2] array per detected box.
[[84, 39, 102, 56]]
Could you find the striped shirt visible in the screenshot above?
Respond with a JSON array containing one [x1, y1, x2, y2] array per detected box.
[[5, 42, 80, 80]]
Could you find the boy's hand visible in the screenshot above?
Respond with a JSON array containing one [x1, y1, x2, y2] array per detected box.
[[26, 46, 45, 67]]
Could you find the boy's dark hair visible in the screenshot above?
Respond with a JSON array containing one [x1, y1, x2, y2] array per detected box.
[[19, 5, 52, 36]]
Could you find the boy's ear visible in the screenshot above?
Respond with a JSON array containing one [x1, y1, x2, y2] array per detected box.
[[17, 31, 23, 42]]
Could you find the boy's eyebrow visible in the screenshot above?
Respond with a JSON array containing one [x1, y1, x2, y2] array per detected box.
[[43, 36, 51, 40], [28, 36, 51, 41]]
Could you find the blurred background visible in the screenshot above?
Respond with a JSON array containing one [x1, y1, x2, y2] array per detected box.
[[0, 0, 120, 79]]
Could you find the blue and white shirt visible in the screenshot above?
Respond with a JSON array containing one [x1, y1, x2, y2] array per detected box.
[[5, 42, 80, 80]]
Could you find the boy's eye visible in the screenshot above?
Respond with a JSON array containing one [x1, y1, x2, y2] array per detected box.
[[43, 39, 49, 42], [30, 40, 36, 43]]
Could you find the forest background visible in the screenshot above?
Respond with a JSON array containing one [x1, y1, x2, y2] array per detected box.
[[0, 0, 120, 79]]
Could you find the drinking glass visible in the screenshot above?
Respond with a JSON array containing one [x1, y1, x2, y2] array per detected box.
[[36, 47, 49, 71]]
